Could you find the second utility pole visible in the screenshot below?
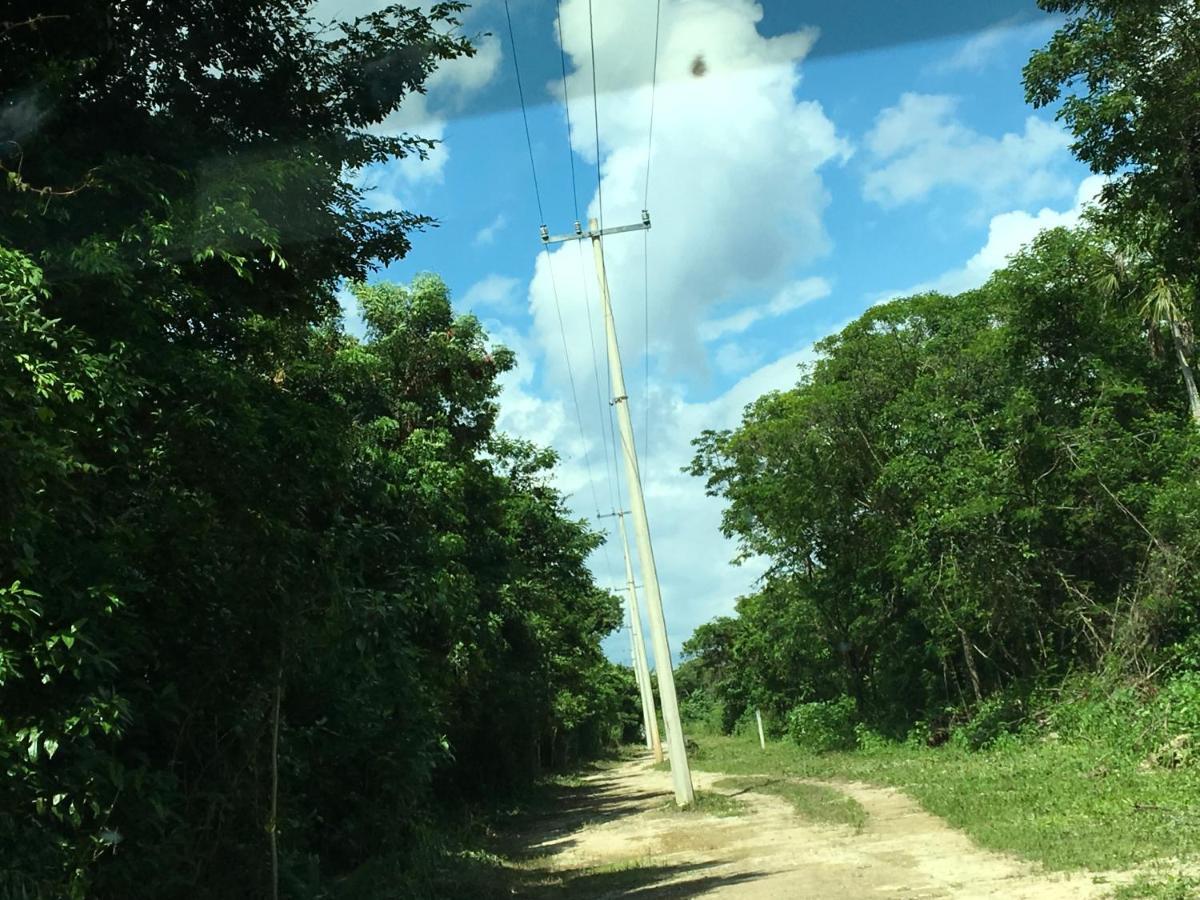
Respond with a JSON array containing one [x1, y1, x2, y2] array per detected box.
[[587, 216, 694, 806], [616, 511, 662, 762]]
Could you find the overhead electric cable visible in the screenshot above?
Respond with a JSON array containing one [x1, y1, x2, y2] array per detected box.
[[555, 0, 582, 223], [601, 256, 629, 523], [644, 0, 662, 207], [642, 0, 662, 480], [643, 231, 651, 469], [550, 0, 619, 520], [586, 0, 605, 227], [548, 253, 607, 520], [502, 0, 606, 525], [577, 241, 621, 514], [503, 0, 545, 224]]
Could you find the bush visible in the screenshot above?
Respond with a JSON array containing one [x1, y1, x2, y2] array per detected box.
[[679, 690, 725, 735], [853, 723, 894, 752], [787, 697, 857, 752], [1160, 670, 1200, 735], [953, 693, 1028, 751]]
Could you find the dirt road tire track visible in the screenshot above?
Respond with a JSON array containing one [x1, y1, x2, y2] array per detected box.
[[509, 751, 1128, 898]]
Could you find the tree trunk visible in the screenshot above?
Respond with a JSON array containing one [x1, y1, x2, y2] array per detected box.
[[269, 668, 282, 900], [959, 628, 984, 706], [1171, 320, 1200, 425]]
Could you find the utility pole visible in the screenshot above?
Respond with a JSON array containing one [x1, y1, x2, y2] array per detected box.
[[542, 212, 695, 805], [618, 513, 663, 762], [629, 619, 653, 750], [602, 510, 662, 761]]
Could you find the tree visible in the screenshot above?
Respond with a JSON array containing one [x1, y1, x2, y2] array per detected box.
[[2, 3, 474, 892], [1025, 0, 1200, 423], [689, 228, 1197, 734], [1, 5, 629, 897]]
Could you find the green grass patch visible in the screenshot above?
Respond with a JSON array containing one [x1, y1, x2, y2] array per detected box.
[[685, 732, 1200, 872], [515, 856, 660, 896], [712, 775, 867, 832], [1112, 873, 1200, 899], [659, 789, 749, 817]]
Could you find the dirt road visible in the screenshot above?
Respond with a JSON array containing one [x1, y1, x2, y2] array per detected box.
[[506, 751, 1125, 898]]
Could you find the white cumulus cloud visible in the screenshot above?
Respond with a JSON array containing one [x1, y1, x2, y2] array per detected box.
[[883, 174, 1106, 301], [505, 0, 853, 654], [372, 34, 503, 188], [862, 92, 1072, 211], [309, 0, 504, 203], [473, 212, 509, 246], [529, 0, 849, 383], [700, 276, 831, 341], [460, 273, 521, 312]]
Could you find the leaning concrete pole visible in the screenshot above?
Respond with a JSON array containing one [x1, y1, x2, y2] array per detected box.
[[589, 218, 694, 806], [617, 511, 663, 761]]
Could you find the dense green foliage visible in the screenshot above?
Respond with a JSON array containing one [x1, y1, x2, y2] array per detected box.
[[1025, 0, 1200, 287], [1024, 0, 1200, 425], [1, 5, 626, 898], [7, 0, 1200, 894], [686, 226, 1200, 737], [681, 0, 1200, 749]]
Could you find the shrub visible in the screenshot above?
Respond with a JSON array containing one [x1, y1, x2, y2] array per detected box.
[[853, 723, 894, 752], [679, 691, 725, 735], [954, 693, 1028, 751], [787, 697, 857, 752], [1160, 670, 1200, 735]]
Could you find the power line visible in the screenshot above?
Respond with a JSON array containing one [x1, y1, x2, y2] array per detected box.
[[577, 241, 621, 516], [503, 0, 544, 224], [642, 0, 662, 484], [502, 0, 607, 532], [607, 398, 626, 515], [586, 0, 605, 227], [507, 0, 649, 600], [592, 241, 628, 519], [555, 0, 581, 224], [546, 250, 605, 520], [574, 240, 624, 587], [551, 0, 616, 521], [644, 0, 662, 208], [643, 230, 650, 471], [578, 0, 616, 509]]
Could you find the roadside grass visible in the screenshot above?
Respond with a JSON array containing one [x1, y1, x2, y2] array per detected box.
[[399, 849, 676, 900], [511, 855, 660, 895], [659, 789, 749, 817], [711, 775, 867, 832], [1112, 872, 1200, 899], [682, 731, 1200, 875]]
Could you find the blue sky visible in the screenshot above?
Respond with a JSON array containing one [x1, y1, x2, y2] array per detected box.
[[318, 0, 1098, 662]]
